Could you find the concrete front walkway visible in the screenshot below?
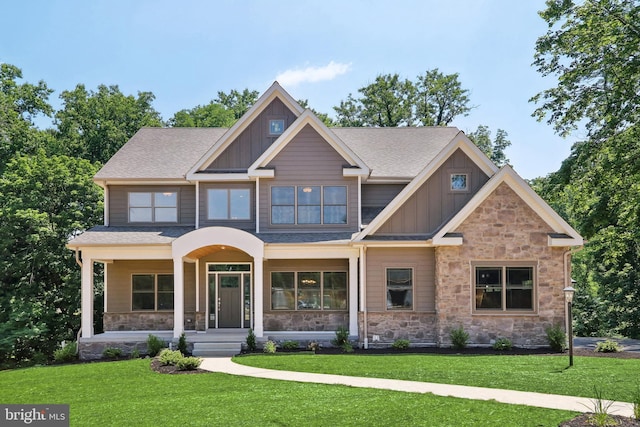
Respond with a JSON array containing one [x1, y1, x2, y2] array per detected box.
[[200, 357, 634, 417]]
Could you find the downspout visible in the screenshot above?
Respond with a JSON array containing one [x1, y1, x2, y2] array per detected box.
[[75, 249, 82, 268]]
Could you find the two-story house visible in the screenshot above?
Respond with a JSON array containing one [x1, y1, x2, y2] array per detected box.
[[68, 82, 583, 358]]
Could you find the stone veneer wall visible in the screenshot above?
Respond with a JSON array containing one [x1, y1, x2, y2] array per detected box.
[[359, 312, 437, 343], [435, 183, 569, 347], [103, 312, 208, 331], [264, 312, 348, 331]]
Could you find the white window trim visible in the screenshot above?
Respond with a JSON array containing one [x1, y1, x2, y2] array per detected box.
[[269, 185, 348, 225]]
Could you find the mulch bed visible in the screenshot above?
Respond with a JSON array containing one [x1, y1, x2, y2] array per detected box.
[[149, 357, 210, 375], [560, 413, 640, 427]]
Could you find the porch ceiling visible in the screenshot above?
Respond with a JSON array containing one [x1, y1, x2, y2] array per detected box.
[[187, 244, 246, 259]]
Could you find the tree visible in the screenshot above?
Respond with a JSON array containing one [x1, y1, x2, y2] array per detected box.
[[169, 102, 236, 127], [0, 150, 102, 363], [467, 125, 511, 167], [0, 63, 53, 171], [54, 84, 163, 164], [297, 99, 334, 126], [215, 88, 259, 120], [333, 70, 472, 128], [531, 0, 640, 139], [416, 69, 472, 126]]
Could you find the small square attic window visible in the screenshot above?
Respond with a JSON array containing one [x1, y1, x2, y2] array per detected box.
[[269, 119, 285, 135], [450, 173, 468, 191]]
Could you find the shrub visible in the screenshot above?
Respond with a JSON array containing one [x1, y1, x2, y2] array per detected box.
[[53, 342, 77, 363], [307, 341, 320, 352], [331, 326, 349, 347], [177, 333, 188, 355], [281, 340, 299, 350], [340, 342, 354, 353], [391, 339, 410, 350], [146, 334, 165, 357], [158, 349, 183, 366], [263, 340, 277, 354], [450, 326, 470, 350], [102, 347, 123, 359], [589, 386, 615, 427], [595, 339, 620, 353], [131, 348, 140, 359], [545, 324, 567, 352], [493, 338, 512, 351], [246, 328, 257, 351], [176, 356, 202, 371]]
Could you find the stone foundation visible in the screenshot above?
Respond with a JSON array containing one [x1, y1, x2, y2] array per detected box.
[[263, 312, 349, 331], [78, 338, 194, 360], [359, 312, 437, 344], [104, 312, 174, 331]]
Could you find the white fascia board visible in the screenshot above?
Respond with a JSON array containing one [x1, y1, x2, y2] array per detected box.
[[352, 240, 434, 248], [431, 236, 464, 246], [248, 110, 370, 175], [98, 179, 190, 186], [549, 236, 583, 247], [265, 244, 358, 259], [355, 133, 491, 241], [342, 168, 368, 178], [247, 169, 275, 178], [187, 82, 304, 175], [186, 173, 250, 182], [74, 245, 173, 260]]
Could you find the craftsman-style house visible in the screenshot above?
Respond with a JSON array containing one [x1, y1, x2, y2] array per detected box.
[[68, 82, 582, 357]]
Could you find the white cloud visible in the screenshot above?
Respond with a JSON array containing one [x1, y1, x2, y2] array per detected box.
[[275, 61, 352, 87]]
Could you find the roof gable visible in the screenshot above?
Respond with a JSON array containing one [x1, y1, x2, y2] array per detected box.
[[354, 132, 497, 240], [187, 82, 305, 179], [432, 165, 583, 246], [248, 110, 370, 177]]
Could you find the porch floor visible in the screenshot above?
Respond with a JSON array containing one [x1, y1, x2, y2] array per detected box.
[[80, 329, 250, 343]]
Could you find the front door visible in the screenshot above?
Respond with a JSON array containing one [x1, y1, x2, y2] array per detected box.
[[218, 274, 242, 328]]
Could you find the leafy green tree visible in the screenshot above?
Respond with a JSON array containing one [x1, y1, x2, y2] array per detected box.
[[54, 84, 163, 164], [358, 74, 416, 127], [169, 101, 236, 127], [333, 94, 364, 127], [215, 88, 259, 120], [531, 0, 640, 139], [467, 125, 511, 167], [0, 63, 53, 171], [416, 69, 472, 126], [297, 99, 334, 126], [0, 150, 102, 363]]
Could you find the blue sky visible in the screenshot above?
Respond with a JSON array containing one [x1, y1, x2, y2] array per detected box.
[[2, 0, 578, 179]]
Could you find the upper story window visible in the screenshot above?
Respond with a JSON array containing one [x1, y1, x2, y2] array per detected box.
[[129, 192, 177, 223], [450, 173, 469, 191], [474, 264, 535, 311], [208, 189, 251, 220], [271, 185, 347, 225], [269, 119, 285, 135]]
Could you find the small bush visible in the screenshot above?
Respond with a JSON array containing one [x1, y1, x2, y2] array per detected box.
[[131, 348, 140, 359], [53, 342, 77, 363], [263, 340, 277, 354], [176, 356, 202, 371], [332, 326, 349, 347], [307, 341, 320, 352], [177, 333, 188, 355], [340, 342, 354, 353], [450, 326, 470, 350], [545, 324, 567, 352], [158, 349, 183, 366], [102, 347, 123, 359], [595, 339, 620, 353], [246, 328, 257, 351], [589, 386, 615, 427], [493, 338, 512, 351], [281, 340, 299, 350], [146, 334, 165, 357], [391, 339, 410, 350]]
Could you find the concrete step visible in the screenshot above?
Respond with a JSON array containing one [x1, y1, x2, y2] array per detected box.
[[192, 342, 241, 357]]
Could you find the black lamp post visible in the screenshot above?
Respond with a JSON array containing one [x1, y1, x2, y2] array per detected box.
[[563, 285, 576, 367]]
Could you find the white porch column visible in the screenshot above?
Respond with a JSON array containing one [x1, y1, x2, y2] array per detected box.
[[253, 256, 264, 337], [81, 256, 94, 338], [349, 255, 358, 337], [173, 258, 185, 338]]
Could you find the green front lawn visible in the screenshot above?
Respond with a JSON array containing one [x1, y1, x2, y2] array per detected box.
[[235, 353, 640, 403], [0, 359, 574, 426]]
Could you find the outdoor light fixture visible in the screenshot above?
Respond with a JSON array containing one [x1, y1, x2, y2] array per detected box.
[[302, 187, 313, 193], [563, 284, 576, 367]]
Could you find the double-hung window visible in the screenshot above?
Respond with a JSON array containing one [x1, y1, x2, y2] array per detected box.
[[271, 185, 347, 224], [386, 268, 413, 310], [129, 192, 177, 223], [270, 271, 347, 310], [474, 264, 535, 311], [208, 188, 250, 220], [132, 274, 174, 311]]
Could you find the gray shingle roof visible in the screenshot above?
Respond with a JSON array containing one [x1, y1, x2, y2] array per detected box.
[[93, 126, 459, 181], [67, 226, 195, 247], [95, 127, 228, 181]]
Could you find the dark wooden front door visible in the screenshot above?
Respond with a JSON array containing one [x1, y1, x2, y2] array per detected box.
[[218, 274, 242, 328]]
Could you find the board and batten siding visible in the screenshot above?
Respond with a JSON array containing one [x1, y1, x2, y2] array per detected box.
[[106, 260, 196, 313], [365, 247, 435, 312], [258, 124, 359, 232], [263, 259, 349, 312], [205, 98, 298, 170], [199, 182, 255, 230], [374, 149, 489, 235], [108, 185, 196, 226]]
